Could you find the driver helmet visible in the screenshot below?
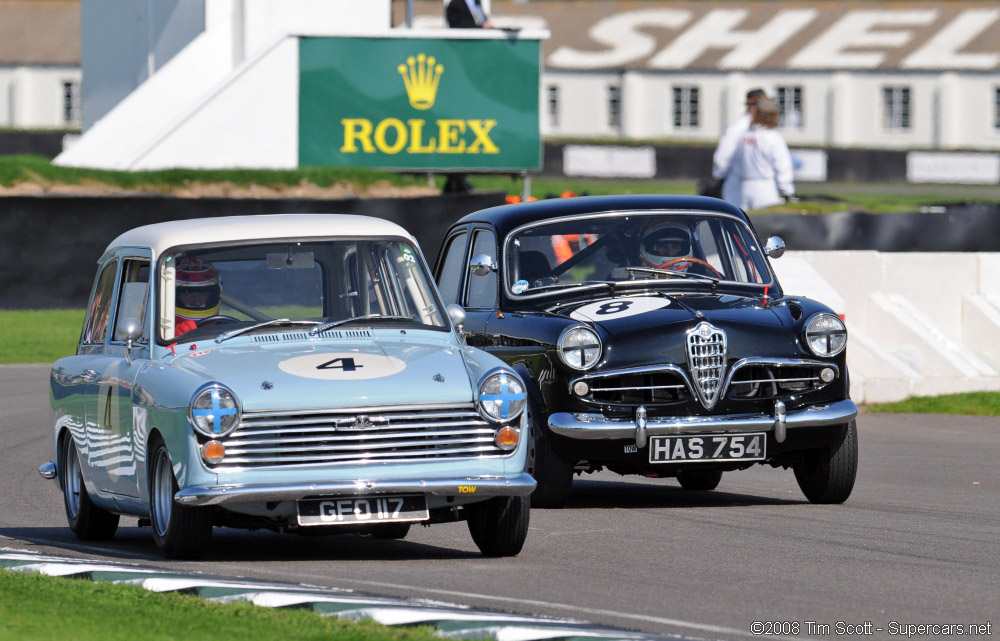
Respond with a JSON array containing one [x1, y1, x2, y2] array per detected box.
[[175, 257, 221, 321], [640, 221, 692, 269]]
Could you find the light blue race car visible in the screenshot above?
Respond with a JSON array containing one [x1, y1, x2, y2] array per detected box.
[[40, 214, 534, 559]]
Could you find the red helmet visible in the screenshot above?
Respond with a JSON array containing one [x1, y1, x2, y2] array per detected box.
[[640, 221, 692, 269], [175, 257, 221, 321]]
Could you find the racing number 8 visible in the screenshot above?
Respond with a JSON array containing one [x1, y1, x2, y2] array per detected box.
[[595, 301, 633, 315]]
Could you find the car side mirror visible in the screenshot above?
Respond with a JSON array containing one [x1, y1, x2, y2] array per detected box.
[[446, 304, 467, 342], [469, 254, 496, 277], [117, 318, 142, 365], [764, 236, 786, 259]]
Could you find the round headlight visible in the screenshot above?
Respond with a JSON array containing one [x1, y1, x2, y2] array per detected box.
[[557, 325, 602, 370], [804, 313, 847, 357], [188, 383, 241, 438], [478, 370, 526, 423]]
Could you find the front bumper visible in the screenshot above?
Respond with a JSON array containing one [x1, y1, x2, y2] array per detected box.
[[548, 399, 857, 448], [174, 472, 537, 506]]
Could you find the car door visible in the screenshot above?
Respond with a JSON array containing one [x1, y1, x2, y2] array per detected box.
[[99, 252, 152, 499]]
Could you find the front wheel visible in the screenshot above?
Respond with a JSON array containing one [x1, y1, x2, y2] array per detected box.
[[149, 440, 213, 559], [793, 420, 858, 504], [526, 403, 574, 509], [60, 435, 119, 540], [466, 496, 530, 557]]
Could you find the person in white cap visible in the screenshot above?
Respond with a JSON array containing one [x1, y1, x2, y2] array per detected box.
[[727, 98, 795, 210]]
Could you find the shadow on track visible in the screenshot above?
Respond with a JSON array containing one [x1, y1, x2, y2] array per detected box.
[[562, 477, 803, 509]]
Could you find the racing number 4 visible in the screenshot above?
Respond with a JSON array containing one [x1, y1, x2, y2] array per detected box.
[[317, 357, 362, 371]]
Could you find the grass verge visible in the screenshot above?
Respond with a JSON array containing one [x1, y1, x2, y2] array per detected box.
[[0, 570, 444, 641], [864, 391, 1000, 416], [0, 309, 84, 364]]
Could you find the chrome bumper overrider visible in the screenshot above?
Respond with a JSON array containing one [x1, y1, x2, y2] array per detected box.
[[548, 399, 858, 448], [173, 472, 537, 506]]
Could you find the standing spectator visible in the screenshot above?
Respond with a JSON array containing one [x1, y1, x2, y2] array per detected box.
[[726, 98, 795, 210], [708, 88, 767, 201], [446, 0, 492, 28]]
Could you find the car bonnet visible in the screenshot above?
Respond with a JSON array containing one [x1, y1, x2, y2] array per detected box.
[[164, 333, 474, 411]]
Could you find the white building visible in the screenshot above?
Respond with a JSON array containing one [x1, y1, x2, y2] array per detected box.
[[411, 1, 1000, 152], [0, 1, 81, 130]]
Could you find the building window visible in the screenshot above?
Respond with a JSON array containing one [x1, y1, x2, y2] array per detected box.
[[882, 86, 910, 131], [547, 85, 559, 129], [995, 87, 1000, 130], [672, 86, 699, 129], [776, 86, 803, 129], [608, 84, 621, 131], [62, 81, 81, 127]]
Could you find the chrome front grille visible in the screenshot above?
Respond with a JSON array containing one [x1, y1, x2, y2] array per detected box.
[[726, 360, 837, 400], [213, 403, 505, 469], [686, 322, 727, 410], [571, 366, 690, 406]]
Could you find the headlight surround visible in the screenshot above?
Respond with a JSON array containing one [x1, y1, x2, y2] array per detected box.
[[188, 383, 241, 438], [557, 325, 602, 370], [477, 370, 526, 423], [803, 313, 847, 357]]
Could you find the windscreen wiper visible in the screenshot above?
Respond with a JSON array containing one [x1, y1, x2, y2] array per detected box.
[[215, 319, 318, 343], [309, 314, 413, 335]]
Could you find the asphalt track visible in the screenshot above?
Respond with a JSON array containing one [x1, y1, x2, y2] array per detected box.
[[2, 364, 997, 640]]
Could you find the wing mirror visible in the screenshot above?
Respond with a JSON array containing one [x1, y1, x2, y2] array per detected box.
[[469, 254, 496, 277], [446, 304, 467, 342], [764, 236, 786, 259], [117, 318, 143, 365]]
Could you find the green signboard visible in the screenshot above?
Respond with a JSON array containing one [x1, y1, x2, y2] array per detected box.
[[299, 36, 541, 171]]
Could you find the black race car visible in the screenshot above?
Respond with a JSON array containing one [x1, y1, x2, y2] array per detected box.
[[434, 194, 858, 508]]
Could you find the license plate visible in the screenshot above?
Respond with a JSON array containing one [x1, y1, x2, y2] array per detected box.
[[296, 495, 429, 527], [649, 432, 766, 464]]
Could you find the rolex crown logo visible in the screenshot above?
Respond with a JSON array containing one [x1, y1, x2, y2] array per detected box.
[[398, 53, 443, 110]]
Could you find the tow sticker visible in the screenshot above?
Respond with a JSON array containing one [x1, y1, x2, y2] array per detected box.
[[278, 352, 406, 380], [570, 296, 670, 322]]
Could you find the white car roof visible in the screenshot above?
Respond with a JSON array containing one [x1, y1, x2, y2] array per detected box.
[[106, 214, 418, 258]]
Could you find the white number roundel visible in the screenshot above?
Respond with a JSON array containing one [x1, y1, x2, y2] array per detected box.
[[570, 296, 670, 322], [278, 352, 406, 380]]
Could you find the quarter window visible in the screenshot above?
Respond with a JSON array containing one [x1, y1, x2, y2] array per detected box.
[[436, 232, 468, 306], [82, 260, 118, 345], [113, 259, 150, 343], [882, 86, 911, 131], [672, 86, 699, 129]]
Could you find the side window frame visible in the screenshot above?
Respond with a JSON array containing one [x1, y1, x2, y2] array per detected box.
[[80, 255, 121, 350], [434, 227, 470, 306], [110, 253, 152, 347], [465, 227, 499, 310]]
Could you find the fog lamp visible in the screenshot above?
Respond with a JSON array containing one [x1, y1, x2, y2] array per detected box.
[[820, 368, 836, 383], [573, 381, 590, 396]]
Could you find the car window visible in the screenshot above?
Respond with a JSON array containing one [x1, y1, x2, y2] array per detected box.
[[506, 213, 773, 296], [160, 238, 444, 342], [436, 231, 468, 305], [82, 259, 118, 345], [466, 230, 497, 309], [113, 259, 150, 343]]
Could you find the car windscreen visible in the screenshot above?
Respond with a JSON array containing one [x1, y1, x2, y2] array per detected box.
[[505, 212, 773, 296], [158, 238, 445, 342]]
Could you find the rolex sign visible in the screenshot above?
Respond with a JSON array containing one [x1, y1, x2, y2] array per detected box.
[[299, 37, 542, 171]]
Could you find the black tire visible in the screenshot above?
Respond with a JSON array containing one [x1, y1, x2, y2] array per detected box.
[[149, 439, 213, 559], [793, 420, 858, 504], [525, 402, 574, 509], [369, 523, 411, 540], [466, 496, 530, 557], [677, 468, 723, 491], [60, 435, 119, 540]]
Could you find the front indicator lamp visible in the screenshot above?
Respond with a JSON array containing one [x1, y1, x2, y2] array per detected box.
[[202, 440, 226, 464], [495, 426, 519, 451]]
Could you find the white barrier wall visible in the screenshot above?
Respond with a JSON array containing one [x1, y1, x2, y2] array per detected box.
[[773, 251, 1000, 404]]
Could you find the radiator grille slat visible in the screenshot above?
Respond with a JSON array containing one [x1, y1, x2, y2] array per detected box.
[[211, 404, 505, 469]]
